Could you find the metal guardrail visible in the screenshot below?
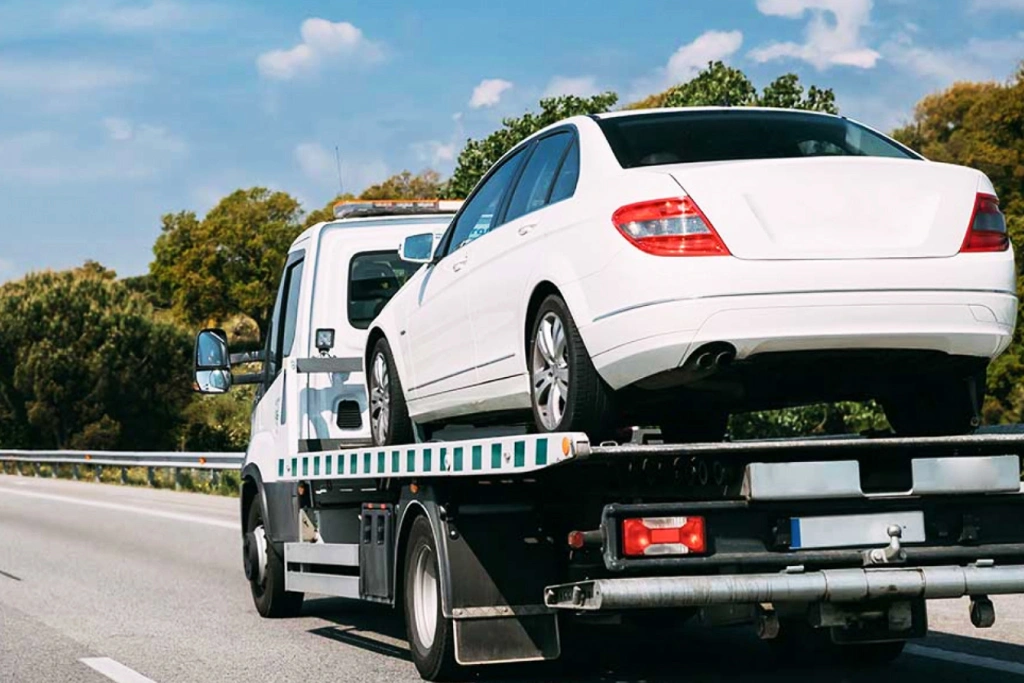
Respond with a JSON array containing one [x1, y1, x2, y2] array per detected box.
[[0, 450, 245, 488]]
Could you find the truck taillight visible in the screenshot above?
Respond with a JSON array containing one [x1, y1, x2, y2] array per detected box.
[[961, 193, 1009, 253], [622, 516, 706, 557], [612, 197, 730, 256]]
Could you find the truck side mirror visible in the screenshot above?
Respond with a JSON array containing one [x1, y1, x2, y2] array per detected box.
[[399, 233, 437, 264], [194, 328, 232, 394]]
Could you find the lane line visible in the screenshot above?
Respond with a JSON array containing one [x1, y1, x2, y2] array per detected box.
[[0, 486, 237, 531], [906, 644, 1024, 676], [80, 658, 158, 683]]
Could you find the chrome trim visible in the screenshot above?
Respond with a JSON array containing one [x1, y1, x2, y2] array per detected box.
[[591, 288, 1018, 323], [408, 354, 516, 393]]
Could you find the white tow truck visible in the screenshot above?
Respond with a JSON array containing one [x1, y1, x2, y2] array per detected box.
[[193, 199, 1024, 681]]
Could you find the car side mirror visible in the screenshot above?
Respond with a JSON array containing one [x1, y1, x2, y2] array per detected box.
[[194, 328, 232, 394], [399, 232, 437, 264]]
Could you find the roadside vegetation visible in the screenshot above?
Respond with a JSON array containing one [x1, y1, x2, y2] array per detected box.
[[1, 61, 1022, 461]]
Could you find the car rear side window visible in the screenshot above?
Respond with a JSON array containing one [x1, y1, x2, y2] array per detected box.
[[348, 251, 414, 329], [596, 110, 918, 168], [548, 138, 579, 204], [442, 148, 527, 257], [504, 132, 572, 223]]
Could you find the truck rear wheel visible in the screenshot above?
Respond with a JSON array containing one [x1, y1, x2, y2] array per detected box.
[[403, 516, 458, 681], [245, 499, 303, 618]]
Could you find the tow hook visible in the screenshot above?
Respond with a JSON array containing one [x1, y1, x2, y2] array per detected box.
[[863, 525, 906, 565]]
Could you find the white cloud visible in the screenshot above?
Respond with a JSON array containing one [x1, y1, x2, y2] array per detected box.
[[970, 0, 1024, 10], [57, 1, 218, 32], [749, 0, 880, 69], [882, 32, 1024, 84], [628, 30, 743, 99], [469, 78, 513, 108], [412, 113, 465, 170], [0, 258, 16, 280], [542, 75, 601, 98], [0, 59, 145, 94], [0, 120, 187, 183], [257, 18, 384, 81], [665, 30, 744, 83], [294, 142, 388, 194]]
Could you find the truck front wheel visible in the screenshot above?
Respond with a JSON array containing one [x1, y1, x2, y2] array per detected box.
[[403, 516, 458, 681], [245, 499, 303, 618]]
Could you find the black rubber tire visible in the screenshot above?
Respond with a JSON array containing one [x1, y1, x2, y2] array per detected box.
[[771, 620, 906, 668], [245, 499, 303, 618], [659, 410, 729, 443], [403, 516, 459, 681], [882, 371, 984, 436], [369, 336, 415, 446], [528, 295, 615, 440]]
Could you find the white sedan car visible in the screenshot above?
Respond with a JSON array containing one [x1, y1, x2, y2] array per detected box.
[[365, 108, 1016, 445]]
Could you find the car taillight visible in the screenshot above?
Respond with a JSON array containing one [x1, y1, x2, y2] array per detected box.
[[961, 193, 1009, 253], [622, 516, 706, 557], [612, 197, 730, 256]]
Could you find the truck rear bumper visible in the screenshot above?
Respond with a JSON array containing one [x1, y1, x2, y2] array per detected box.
[[544, 564, 1024, 611]]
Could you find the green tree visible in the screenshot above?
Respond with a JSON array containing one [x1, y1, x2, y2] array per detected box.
[[0, 264, 192, 450], [446, 92, 619, 198], [150, 188, 304, 337], [893, 65, 1024, 423], [656, 61, 837, 112], [361, 170, 445, 200]]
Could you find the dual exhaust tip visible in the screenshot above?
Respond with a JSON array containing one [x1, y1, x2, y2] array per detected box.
[[692, 346, 736, 371]]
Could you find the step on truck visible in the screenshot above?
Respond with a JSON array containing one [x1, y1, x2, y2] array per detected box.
[[192, 201, 1024, 681]]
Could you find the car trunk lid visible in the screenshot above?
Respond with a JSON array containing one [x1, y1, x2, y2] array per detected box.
[[656, 157, 981, 260]]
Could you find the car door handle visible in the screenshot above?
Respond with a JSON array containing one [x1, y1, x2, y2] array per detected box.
[[517, 223, 537, 236], [452, 258, 468, 272]]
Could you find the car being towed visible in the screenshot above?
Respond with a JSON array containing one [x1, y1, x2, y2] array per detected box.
[[365, 107, 1017, 445]]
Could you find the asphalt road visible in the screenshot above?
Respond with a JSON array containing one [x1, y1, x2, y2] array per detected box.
[[2, 475, 1024, 683]]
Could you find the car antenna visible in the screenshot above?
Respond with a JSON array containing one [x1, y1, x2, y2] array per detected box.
[[334, 145, 345, 196]]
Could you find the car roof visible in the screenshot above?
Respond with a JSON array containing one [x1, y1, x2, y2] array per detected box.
[[593, 106, 842, 120]]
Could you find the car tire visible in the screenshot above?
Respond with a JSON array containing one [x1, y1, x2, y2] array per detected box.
[[529, 295, 614, 440], [403, 516, 459, 681], [245, 499, 303, 618], [882, 371, 984, 436], [369, 337, 414, 446], [659, 410, 729, 443]]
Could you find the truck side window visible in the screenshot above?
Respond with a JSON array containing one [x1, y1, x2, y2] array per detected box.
[[265, 256, 304, 382], [348, 251, 414, 330]]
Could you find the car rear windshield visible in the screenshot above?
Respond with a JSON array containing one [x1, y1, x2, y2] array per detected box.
[[596, 110, 919, 168]]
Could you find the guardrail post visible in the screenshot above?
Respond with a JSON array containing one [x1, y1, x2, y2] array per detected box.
[[211, 470, 220, 489], [120, 466, 127, 485], [50, 464, 57, 478], [147, 467, 155, 487], [32, 463, 40, 477], [174, 467, 182, 491], [72, 464, 79, 480], [95, 465, 102, 482]]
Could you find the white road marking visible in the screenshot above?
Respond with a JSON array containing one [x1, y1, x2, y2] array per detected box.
[[907, 644, 1024, 676], [81, 657, 158, 683], [0, 486, 237, 530]]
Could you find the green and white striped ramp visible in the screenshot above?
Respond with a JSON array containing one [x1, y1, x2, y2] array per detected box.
[[275, 433, 589, 482]]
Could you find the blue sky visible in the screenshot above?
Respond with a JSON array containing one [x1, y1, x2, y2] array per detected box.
[[1, 0, 1022, 283]]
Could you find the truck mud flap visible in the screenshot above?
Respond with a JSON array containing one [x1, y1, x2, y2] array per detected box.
[[544, 564, 1024, 611], [454, 607, 559, 666]]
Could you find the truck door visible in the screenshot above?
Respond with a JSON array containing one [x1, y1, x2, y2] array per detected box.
[[251, 251, 306, 478]]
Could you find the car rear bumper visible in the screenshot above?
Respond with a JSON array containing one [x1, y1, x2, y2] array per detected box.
[[581, 289, 1016, 390]]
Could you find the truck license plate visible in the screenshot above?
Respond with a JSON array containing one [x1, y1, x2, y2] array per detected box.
[[790, 511, 925, 550]]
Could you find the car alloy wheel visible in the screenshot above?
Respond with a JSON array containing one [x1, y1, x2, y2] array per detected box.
[[532, 311, 570, 430], [370, 351, 391, 445]]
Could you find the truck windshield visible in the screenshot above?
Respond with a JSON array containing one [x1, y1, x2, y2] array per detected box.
[[348, 251, 415, 329], [596, 110, 919, 168]]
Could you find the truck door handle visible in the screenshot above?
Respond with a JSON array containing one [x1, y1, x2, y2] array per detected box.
[[518, 223, 537, 236]]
